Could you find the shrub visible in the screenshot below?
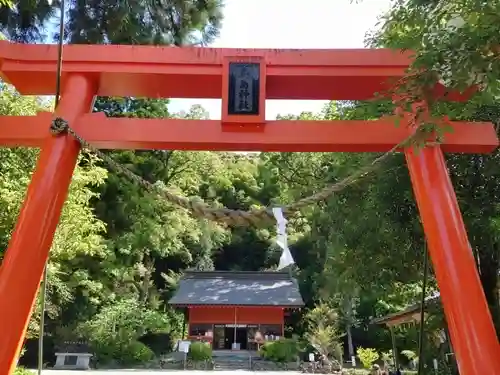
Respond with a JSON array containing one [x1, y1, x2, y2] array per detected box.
[[381, 351, 394, 368], [121, 341, 155, 364], [138, 332, 177, 356], [90, 338, 154, 366], [14, 367, 32, 375], [188, 341, 212, 361], [401, 350, 418, 363], [260, 338, 299, 363], [77, 299, 180, 365], [356, 347, 379, 369]]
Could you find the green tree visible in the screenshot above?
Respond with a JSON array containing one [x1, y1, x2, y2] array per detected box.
[[1, 0, 224, 45], [444, 105, 500, 331], [0, 83, 108, 337], [367, 0, 500, 115], [92, 99, 212, 305], [262, 102, 442, 357], [368, 0, 500, 334]]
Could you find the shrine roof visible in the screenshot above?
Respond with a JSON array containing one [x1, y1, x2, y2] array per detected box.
[[371, 293, 441, 327], [168, 271, 304, 307]]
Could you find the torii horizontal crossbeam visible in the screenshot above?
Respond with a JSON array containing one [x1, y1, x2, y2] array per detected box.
[[0, 41, 470, 100], [0, 112, 496, 153]]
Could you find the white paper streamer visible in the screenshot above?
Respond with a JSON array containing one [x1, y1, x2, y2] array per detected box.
[[272, 207, 295, 270]]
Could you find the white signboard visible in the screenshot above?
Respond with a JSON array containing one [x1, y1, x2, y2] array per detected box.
[[178, 340, 191, 353]]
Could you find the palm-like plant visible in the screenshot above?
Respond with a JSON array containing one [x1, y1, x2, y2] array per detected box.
[[305, 302, 344, 369], [307, 324, 343, 362]]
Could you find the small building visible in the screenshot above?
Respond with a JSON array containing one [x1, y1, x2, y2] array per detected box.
[[169, 271, 304, 351], [371, 293, 455, 371], [371, 293, 441, 328]]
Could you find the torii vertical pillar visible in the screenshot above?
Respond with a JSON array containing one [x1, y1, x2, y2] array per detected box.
[[0, 74, 95, 375], [405, 145, 500, 375]]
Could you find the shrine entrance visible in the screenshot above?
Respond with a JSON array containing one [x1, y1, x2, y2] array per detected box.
[[223, 326, 248, 350], [0, 40, 498, 375]]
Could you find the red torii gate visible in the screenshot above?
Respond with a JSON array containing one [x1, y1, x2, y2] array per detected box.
[[0, 42, 498, 375]]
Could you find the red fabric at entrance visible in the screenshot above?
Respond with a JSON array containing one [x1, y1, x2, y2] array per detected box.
[[189, 306, 283, 324]]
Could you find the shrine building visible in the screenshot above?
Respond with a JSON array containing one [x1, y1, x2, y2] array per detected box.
[[169, 271, 304, 351]]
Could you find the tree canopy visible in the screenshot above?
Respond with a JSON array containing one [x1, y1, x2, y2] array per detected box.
[[0, 0, 223, 45], [368, 0, 500, 110]]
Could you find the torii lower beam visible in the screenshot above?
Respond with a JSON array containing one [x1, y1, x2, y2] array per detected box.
[[0, 112, 496, 153]]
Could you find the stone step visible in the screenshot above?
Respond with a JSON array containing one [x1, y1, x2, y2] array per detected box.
[[214, 365, 251, 370], [214, 361, 251, 365], [213, 358, 252, 371]]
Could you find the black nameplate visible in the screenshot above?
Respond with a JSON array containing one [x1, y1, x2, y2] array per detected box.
[[228, 62, 260, 116]]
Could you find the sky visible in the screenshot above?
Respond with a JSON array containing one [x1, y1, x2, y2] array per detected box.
[[168, 0, 392, 119]]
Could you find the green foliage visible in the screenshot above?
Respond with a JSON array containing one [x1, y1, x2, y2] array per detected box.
[[0, 0, 224, 45], [13, 368, 31, 375], [77, 299, 179, 365], [368, 0, 500, 114], [92, 340, 154, 366], [90, 99, 232, 311], [401, 350, 418, 362], [356, 347, 379, 369], [372, 3, 500, 334], [304, 302, 343, 361], [381, 351, 394, 367], [188, 342, 212, 361], [260, 338, 300, 363], [0, 84, 109, 338]]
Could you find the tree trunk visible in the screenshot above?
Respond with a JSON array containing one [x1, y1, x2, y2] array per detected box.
[[477, 244, 500, 338], [347, 323, 355, 360], [344, 297, 355, 362], [139, 252, 154, 308]]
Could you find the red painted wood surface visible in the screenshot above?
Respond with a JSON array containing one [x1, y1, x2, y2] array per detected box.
[[0, 112, 496, 153], [0, 41, 470, 101], [189, 306, 284, 325], [406, 146, 500, 375]]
